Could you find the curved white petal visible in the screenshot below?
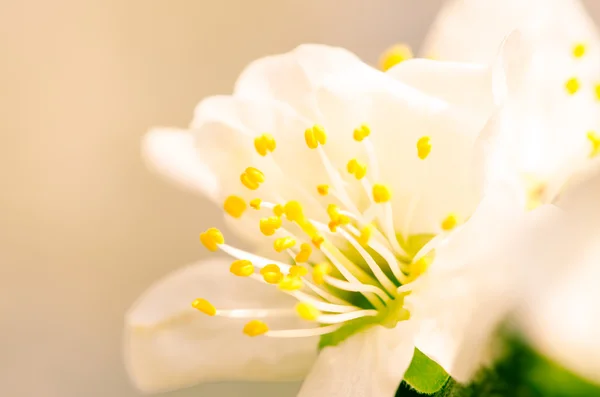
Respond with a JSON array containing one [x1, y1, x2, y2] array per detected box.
[[125, 258, 318, 393], [297, 324, 416, 397], [234, 44, 369, 119], [520, 171, 600, 384], [142, 128, 218, 198]]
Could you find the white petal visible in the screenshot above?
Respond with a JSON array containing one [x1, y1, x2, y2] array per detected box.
[[234, 44, 369, 119], [124, 258, 318, 393], [297, 324, 416, 397], [410, 185, 559, 382], [142, 128, 218, 198]]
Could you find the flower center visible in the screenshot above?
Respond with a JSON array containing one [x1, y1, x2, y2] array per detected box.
[[193, 122, 456, 340]]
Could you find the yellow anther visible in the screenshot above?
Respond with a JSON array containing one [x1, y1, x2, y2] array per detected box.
[[278, 275, 303, 291], [259, 216, 282, 236], [304, 125, 327, 149], [295, 243, 312, 263], [379, 43, 413, 72], [417, 136, 432, 160], [289, 265, 309, 277], [296, 302, 321, 321], [261, 264, 284, 284], [573, 42, 586, 58], [240, 167, 265, 190], [223, 195, 247, 218], [191, 298, 216, 316], [312, 262, 332, 285], [199, 227, 224, 251], [284, 201, 304, 222], [328, 220, 339, 233], [311, 234, 325, 248], [249, 198, 262, 210], [243, 320, 269, 337], [358, 224, 373, 245], [587, 131, 600, 158], [525, 177, 547, 211], [274, 237, 296, 252], [372, 183, 392, 203], [254, 133, 276, 156], [317, 184, 330, 196], [407, 255, 432, 283], [273, 204, 285, 217], [327, 204, 340, 219], [230, 259, 254, 277], [595, 84, 600, 101], [565, 77, 580, 95], [441, 213, 460, 231], [353, 124, 371, 142], [347, 158, 368, 180]]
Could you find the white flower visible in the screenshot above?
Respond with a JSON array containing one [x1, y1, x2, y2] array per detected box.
[[125, 43, 533, 396], [423, 0, 600, 385]]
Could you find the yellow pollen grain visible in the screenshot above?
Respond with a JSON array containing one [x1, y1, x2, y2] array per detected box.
[[573, 42, 586, 58], [254, 133, 276, 156], [290, 265, 308, 277], [312, 262, 332, 285], [273, 204, 285, 217], [296, 302, 321, 321], [317, 184, 329, 196], [372, 183, 392, 203], [199, 227, 224, 251], [359, 224, 373, 245], [230, 259, 254, 277], [347, 158, 367, 180], [261, 264, 283, 284], [294, 243, 312, 263], [588, 131, 600, 158], [417, 136, 432, 160], [304, 125, 327, 149], [441, 213, 460, 231], [274, 237, 296, 252], [565, 77, 580, 95], [284, 201, 304, 222], [249, 198, 262, 210], [243, 320, 269, 337], [353, 124, 371, 142], [379, 43, 413, 72], [223, 195, 247, 218], [259, 216, 282, 236], [278, 275, 303, 291], [240, 167, 265, 190], [191, 298, 216, 316]]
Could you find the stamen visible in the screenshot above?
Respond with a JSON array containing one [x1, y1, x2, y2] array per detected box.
[[417, 136, 432, 160], [565, 77, 580, 95], [265, 323, 342, 338], [587, 131, 600, 158], [278, 275, 303, 291], [240, 167, 265, 190], [223, 195, 247, 218], [284, 200, 305, 222], [274, 236, 296, 252], [379, 43, 413, 72], [312, 262, 332, 285], [289, 264, 308, 277], [199, 227, 224, 251], [595, 84, 600, 101], [243, 320, 269, 337], [259, 216, 282, 236], [304, 125, 327, 149], [215, 308, 296, 318], [353, 124, 371, 142], [317, 184, 329, 196], [230, 259, 254, 277], [261, 264, 284, 284], [317, 309, 379, 324], [292, 290, 356, 312], [296, 302, 321, 321], [573, 42, 586, 58], [254, 133, 276, 156], [372, 184, 392, 203], [273, 204, 285, 217], [347, 158, 368, 180], [217, 243, 292, 273], [441, 213, 460, 231], [324, 275, 390, 304], [294, 243, 312, 263], [191, 298, 216, 316], [249, 198, 262, 210]]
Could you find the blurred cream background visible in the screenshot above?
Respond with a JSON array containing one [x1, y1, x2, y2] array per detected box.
[[1, 1, 599, 396]]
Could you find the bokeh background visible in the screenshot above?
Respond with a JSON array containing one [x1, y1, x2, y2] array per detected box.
[[2, 1, 600, 396]]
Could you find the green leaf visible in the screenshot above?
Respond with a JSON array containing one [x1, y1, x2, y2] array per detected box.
[[403, 348, 450, 394], [318, 317, 378, 350]]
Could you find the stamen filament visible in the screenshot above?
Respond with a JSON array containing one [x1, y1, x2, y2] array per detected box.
[[218, 243, 292, 273], [216, 309, 297, 318], [291, 290, 358, 313], [265, 323, 343, 338], [324, 275, 390, 304], [317, 309, 379, 324]]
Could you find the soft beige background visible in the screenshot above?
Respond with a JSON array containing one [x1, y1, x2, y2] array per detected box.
[[1, 1, 599, 397]]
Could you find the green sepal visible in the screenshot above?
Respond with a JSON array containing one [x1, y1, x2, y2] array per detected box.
[[403, 348, 450, 394], [318, 316, 378, 350]]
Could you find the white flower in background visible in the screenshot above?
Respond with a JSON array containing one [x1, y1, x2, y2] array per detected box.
[[422, 0, 600, 385], [124, 42, 534, 396], [423, 0, 600, 207]]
